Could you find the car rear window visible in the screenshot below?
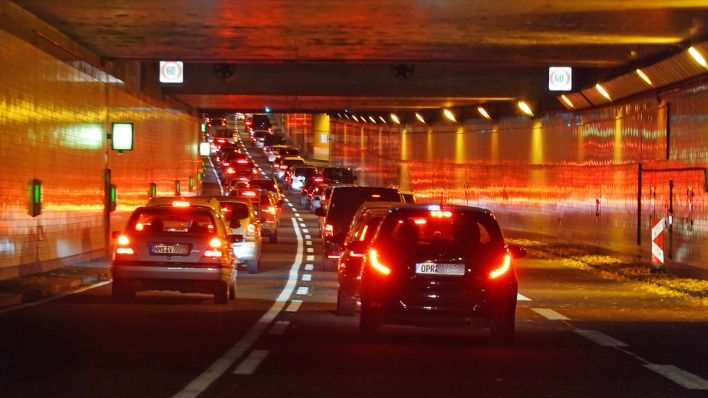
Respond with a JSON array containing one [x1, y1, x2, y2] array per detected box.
[[284, 159, 305, 167], [294, 167, 317, 177], [323, 168, 355, 183], [249, 179, 276, 191], [326, 188, 400, 233], [129, 207, 217, 235], [375, 208, 504, 261], [281, 148, 300, 156], [220, 202, 250, 220]]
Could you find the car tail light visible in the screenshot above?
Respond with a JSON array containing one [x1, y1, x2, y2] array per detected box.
[[115, 235, 135, 255], [242, 190, 257, 197], [237, 159, 248, 164], [217, 138, 225, 143], [239, 176, 248, 181], [279, 165, 287, 169], [325, 224, 334, 237], [368, 249, 391, 276], [266, 206, 276, 215], [430, 210, 452, 218], [205, 237, 223, 258], [253, 168, 258, 174], [135, 222, 144, 231], [489, 254, 512, 279], [222, 161, 231, 166], [172, 201, 190, 207], [313, 177, 324, 183], [414, 219, 427, 225], [226, 167, 235, 174]]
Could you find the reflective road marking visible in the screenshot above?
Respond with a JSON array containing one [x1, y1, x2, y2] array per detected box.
[[305, 264, 314, 271], [517, 293, 531, 301], [531, 308, 569, 320], [306, 255, 314, 261], [268, 320, 290, 336], [285, 300, 303, 312], [645, 365, 708, 390], [232, 350, 269, 375], [574, 330, 628, 347], [296, 286, 309, 295], [302, 274, 312, 282]]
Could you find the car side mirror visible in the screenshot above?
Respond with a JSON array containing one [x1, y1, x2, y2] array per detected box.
[[508, 244, 527, 259], [315, 207, 326, 217], [229, 234, 244, 243], [348, 240, 367, 255], [111, 231, 121, 239]]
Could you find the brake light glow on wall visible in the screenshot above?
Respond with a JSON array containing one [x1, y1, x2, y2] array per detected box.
[[111, 123, 134, 151]]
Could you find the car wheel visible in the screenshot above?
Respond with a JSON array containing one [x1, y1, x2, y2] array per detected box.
[[228, 282, 236, 300], [336, 289, 356, 316], [247, 259, 259, 274], [111, 281, 135, 302], [489, 314, 515, 344], [359, 303, 382, 340], [269, 228, 278, 244], [214, 283, 229, 304]]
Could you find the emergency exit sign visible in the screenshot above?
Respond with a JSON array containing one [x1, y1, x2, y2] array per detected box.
[[160, 61, 184, 83], [548, 66, 572, 91]]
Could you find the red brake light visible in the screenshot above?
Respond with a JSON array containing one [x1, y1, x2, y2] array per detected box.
[[430, 210, 452, 218], [222, 161, 230, 166], [266, 206, 276, 215], [226, 167, 235, 174], [237, 159, 248, 164], [205, 237, 223, 258], [279, 165, 287, 169], [325, 224, 334, 237], [489, 254, 512, 279], [314, 177, 324, 183], [172, 201, 190, 207], [368, 249, 391, 276], [242, 190, 257, 197], [115, 235, 135, 255], [217, 139, 225, 143]]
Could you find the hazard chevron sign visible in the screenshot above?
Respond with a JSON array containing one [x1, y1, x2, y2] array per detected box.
[[651, 218, 664, 265]]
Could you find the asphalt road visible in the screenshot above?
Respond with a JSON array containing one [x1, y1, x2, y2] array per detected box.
[[1, 130, 707, 398]]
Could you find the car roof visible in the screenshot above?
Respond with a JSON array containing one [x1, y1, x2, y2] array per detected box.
[[282, 156, 304, 161], [146, 196, 221, 210], [385, 203, 493, 216]]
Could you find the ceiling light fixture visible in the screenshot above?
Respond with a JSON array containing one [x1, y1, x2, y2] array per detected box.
[[595, 83, 611, 101], [390, 113, 401, 125], [517, 101, 534, 117], [560, 95, 574, 108], [352, 115, 359, 122], [369, 116, 377, 124], [477, 106, 492, 120], [443, 109, 456, 122], [688, 46, 707, 68], [635, 69, 653, 86], [379, 116, 387, 124], [415, 112, 426, 124]]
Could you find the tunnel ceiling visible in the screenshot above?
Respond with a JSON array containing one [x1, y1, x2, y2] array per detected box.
[[9, 0, 708, 114]]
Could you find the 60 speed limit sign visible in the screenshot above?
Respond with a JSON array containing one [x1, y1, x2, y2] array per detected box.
[[159, 61, 184, 83], [548, 66, 572, 91]]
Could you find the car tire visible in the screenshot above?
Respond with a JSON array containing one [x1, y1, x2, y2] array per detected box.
[[111, 281, 134, 302], [269, 228, 278, 244], [489, 314, 515, 344], [229, 280, 237, 300], [246, 259, 259, 274], [336, 289, 356, 316], [214, 283, 229, 304], [359, 304, 382, 340]]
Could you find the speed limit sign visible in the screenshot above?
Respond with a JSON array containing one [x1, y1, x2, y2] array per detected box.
[[548, 66, 572, 91], [159, 61, 184, 83]]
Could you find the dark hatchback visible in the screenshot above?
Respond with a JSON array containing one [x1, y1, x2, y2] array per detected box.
[[357, 204, 524, 343], [316, 186, 400, 271]]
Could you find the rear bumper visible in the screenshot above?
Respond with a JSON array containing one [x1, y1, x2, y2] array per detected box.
[[111, 265, 235, 293], [232, 241, 259, 263]]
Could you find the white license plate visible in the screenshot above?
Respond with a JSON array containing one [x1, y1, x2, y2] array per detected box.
[[415, 262, 465, 276], [151, 244, 189, 255]]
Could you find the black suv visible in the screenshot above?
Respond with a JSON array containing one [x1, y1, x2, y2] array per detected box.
[[322, 167, 356, 184], [251, 114, 272, 130], [316, 186, 401, 271]]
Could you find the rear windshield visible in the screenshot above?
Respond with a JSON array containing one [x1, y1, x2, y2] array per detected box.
[[323, 168, 355, 183], [128, 207, 218, 235], [280, 148, 300, 156], [294, 167, 317, 177], [327, 188, 400, 233], [264, 135, 285, 145], [249, 179, 276, 191], [220, 202, 250, 220], [375, 208, 504, 260], [252, 115, 271, 126], [254, 131, 269, 138], [284, 159, 305, 167]]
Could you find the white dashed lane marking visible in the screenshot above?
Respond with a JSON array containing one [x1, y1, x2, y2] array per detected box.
[[305, 264, 314, 271], [268, 321, 290, 336], [574, 330, 628, 347], [517, 293, 531, 301], [306, 255, 314, 261], [297, 218, 304, 222], [300, 223, 307, 228], [302, 229, 309, 234], [306, 248, 313, 253], [285, 300, 303, 312], [302, 274, 312, 282], [305, 235, 311, 240], [531, 308, 569, 320], [232, 350, 269, 375], [296, 286, 309, 295], [644, 365, 708, 390]]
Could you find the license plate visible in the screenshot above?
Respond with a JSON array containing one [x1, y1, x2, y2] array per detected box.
[[415, 262, 465, 276], [150, 244, 189, 255]]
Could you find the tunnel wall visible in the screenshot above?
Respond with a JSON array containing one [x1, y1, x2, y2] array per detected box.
[[329, 79, 708, 275], [0, 30, 200, 279]]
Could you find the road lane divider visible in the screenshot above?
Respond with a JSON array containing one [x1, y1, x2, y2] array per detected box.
[[305, 264, 314, 271], [644, 365, 708, 390], [172, 217, 303, 398], [531, 308, 570, 320], [232, 350, 270, 375], [306, 255, 314, 262], [268, 321, 290, 336], [516, 293, 531, 301], [296, 286, 309, 295], [574, 330, 628, 347], [302, 274, 312, 282], [285, 300, 303, 312]]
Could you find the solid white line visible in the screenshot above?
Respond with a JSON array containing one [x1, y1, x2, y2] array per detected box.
[[172, 217, 303, 398], [0, 281, 111, 315], [305, 241, 312, 246], [517, 293, 531, 301], [645, 364, 708, 390], [305, 235, 311, 240], [306, 255, 314, 261], [207, 158, 225, 195], [302, 274, 312, 282], [574, 330, 628, 347], [306, 248, 313, 253], [285, 300, 303, 312], [296, 286, 309, 295], [268, 320, 290, 336], [232, 350, 269, 375], [305, 264, 314, 271], [531, 308, 570, 320]]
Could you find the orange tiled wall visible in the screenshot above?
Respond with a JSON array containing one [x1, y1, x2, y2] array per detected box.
[[330, 80, 708, 274], [0, 30, 200, 279]]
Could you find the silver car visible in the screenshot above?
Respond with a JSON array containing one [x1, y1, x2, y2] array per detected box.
[[212, 196, 263, 274], [111, 201, 238, 304]]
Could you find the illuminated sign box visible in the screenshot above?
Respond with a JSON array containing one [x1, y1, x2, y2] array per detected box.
[[549, 66, 572, 91], [199, 142, 211, 156], [111, 123, 133, 151]]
